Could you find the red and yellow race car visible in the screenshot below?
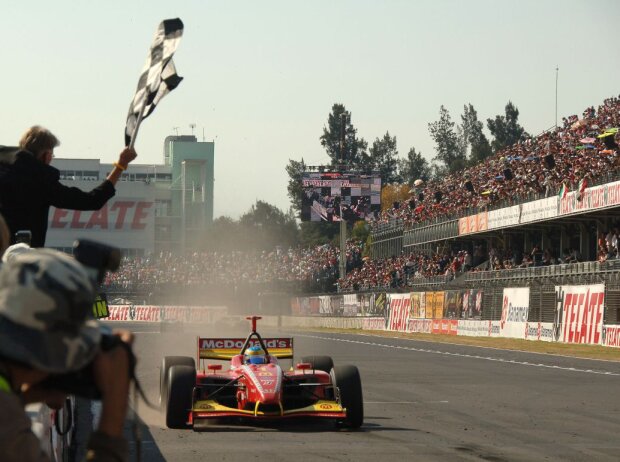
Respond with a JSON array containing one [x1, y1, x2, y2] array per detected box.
[[160, 316, 363, 430]]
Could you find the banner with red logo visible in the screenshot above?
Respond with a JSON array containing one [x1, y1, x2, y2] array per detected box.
[[362, 317, 386, 330], [524, 322, 555, 342], [407, 318, 432, 333], [387, 293, 410, 332], [461, 289, 483, 320], [500, 288, 530, 339], [431, 319, 458, 335], [556, 284, 605, 345], [603, 325, 620, 348]]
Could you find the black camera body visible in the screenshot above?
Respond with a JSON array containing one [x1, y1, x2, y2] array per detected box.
[[40, 239, 134, 399]]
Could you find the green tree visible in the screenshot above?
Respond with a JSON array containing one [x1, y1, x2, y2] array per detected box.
[[320, 103, 369, 170], [239, 201, 298, 250], [428, 105, 466, 174], [461, 103, 492, 165], [487, 101, 528, 153], [369, 131, 400, 184], [285, 157, 307, 216], [201, 216, 241, 252], [298, 222, 340, 248], [350, 220, 370, 243], [398, 146, 430, 185]]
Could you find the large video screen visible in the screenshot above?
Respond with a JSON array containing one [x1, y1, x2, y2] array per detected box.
[[301, 172, 381, 222]]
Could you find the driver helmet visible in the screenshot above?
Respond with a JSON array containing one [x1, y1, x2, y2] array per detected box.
[[245, 345, 266, 365]]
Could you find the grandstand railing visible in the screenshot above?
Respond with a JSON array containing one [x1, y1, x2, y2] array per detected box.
[[371, 169, 620, 237]]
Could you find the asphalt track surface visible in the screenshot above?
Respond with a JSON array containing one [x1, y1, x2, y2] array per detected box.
[[107, 322, 620, 461]]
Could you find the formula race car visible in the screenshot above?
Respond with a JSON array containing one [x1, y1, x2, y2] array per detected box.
[[160, 316, 363, 430]]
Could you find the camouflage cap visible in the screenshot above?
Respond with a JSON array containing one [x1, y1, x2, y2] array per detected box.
[[0, 249, 101, 373]]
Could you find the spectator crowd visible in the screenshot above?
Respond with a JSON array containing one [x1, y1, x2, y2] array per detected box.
[[102, 241, 363, 291], [374, 95, 620, 230]]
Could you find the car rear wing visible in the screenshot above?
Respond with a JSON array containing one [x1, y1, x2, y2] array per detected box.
[[197, 337, 294, 361]]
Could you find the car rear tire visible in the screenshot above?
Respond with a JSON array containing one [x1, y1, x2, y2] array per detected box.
[[166, 365, 196, 429], [301, 355, 334, 373], [160, 356, 195, 410], [332, 365, 363, 429]]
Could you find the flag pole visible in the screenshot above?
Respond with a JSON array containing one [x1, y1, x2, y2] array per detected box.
[[128, 97, 148, 149]]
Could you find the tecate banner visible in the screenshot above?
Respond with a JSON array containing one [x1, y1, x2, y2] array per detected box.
[[603, 325, 620, 348], [556, 284, 605, 345], [387, 294, 410, 332], [500, 288, 530, 339]]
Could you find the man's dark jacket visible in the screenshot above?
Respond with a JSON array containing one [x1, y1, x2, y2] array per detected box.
[[0, 147, 115, 247]]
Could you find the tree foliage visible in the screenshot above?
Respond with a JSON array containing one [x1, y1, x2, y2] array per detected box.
[[369, 131, 400, 184], [398, 146, 430, 185], [487, 101, 528, 153], [238, 200, 298, 251], [461, 103, 492, 165], [428, 105, 466, 174], [320, 104, 368, 170], [285, 158, 307, 217]]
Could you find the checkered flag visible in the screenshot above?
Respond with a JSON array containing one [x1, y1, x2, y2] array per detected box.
[[125, 18, 184, 147]]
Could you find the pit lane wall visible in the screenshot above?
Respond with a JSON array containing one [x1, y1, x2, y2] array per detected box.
[[289, 284, 620, 348]]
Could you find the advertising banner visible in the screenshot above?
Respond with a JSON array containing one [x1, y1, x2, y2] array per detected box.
[[520, 196, 558, 223], [524, 322, 555, 342], [365, 292, 387, 317], [500, 288, 530, 339], [432, 319, 458, 335], [603, 325, 620, 348], [487, 204, 520, 230], [461, 289, 483, 320], [410, 292, 426, 319], [329, 295, 343, 316], [362, 317, 386, 331], [559, 180, 620, 216], [407, 319, 432, 333], [458, 212, 488, 235], [457, 320, 491, 337], [555, 284, 605, 345], [343, 294, 359, 316], [444, 291, 463, 319], [319, 295, 332, 315], [427, 291, 445, 319], [387, 293, 410, 332], [47, 182, 156, 253]]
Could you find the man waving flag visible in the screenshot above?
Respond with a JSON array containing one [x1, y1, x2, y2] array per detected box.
[[125, 18, 184, 147]]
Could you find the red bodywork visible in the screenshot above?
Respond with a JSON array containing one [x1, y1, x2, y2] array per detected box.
[[187, 316, 345, 425]]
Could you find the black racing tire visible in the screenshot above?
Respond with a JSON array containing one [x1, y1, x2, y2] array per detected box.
[[166, 365, 196, 429], [332, 365, 363, 429], [301, 355, 334, 373], [160, 356, 195, 410]]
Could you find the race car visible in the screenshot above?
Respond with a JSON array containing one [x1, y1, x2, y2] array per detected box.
[[160, 316, 363, 430]]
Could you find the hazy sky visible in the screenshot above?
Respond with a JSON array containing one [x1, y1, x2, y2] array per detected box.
[[2, 1, 619, 219]]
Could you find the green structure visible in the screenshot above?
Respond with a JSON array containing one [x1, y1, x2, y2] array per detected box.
[[164, 135, 215, 252]]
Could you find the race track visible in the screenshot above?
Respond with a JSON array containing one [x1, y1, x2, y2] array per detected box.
[[106, 322, 620, 461]]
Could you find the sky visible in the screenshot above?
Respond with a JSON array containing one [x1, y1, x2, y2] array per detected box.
[[2, 0, 619, 219]]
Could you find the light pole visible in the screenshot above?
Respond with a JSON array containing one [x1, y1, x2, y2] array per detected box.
[[555, 66, 559, 128]]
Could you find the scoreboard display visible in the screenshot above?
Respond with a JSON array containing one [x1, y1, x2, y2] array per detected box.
[[301, 172, 381, 222]]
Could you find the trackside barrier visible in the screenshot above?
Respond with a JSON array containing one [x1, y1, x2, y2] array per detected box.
[[103, 305, 228, 323], [289, 283, 619, 348]]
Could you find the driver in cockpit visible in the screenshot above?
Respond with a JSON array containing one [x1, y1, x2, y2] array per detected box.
[[244, 345, 267, 365]]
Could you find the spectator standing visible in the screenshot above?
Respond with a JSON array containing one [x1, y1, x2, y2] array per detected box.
[[0, 126, 137, 247]]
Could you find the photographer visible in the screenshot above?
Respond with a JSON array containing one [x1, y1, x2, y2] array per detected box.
[[0, 249, 131, 462], [0, 126, 137, 247]]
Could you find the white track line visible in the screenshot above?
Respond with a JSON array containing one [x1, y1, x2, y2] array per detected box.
[[296, 333, 620, 377]]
